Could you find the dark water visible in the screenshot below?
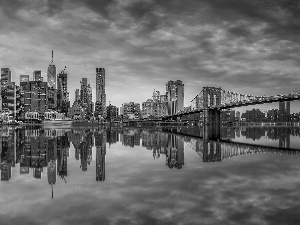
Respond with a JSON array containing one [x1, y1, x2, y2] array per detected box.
[[1, 126, 300, 225]]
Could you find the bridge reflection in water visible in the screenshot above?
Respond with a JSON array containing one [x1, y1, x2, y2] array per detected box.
[[167, 125, 300, 163]]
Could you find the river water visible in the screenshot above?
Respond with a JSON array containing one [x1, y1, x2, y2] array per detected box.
[[1, 126, 300, 225]]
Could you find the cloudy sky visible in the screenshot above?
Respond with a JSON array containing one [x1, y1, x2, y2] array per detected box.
[[1, 0, 300, 111]]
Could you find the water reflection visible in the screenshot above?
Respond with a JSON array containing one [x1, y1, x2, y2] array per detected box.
[[222, 126, 299, 148], [1, 126, 300, 224], [174, 125, 300, 148], [1, 126, 299, 182]]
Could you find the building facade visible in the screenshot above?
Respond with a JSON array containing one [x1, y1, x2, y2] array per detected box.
[[20, 81, 48, 116], [166, 80, 184, 115], [121, 102, 141, 119], [106, 104, 118, 121], [33, 70, 43, 82], [1, 68, 12, 89], [20, 75, 29, 83], [1, 84, 21, 120], [279, 101, 290, 122], [57, 70, 70, 115], [142, 90, 168, 119], [75, 89, 80, 102], [95, 68, 106, 118]]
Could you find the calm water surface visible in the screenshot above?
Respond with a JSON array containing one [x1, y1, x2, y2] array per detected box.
[[1, 126, 300, 225]]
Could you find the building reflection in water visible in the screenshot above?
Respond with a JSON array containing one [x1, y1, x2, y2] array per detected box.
[[47, 160, 56, 198], [0, 126, 299, 187], [141, 130, 184, 169], [95, 130, 106, 181]]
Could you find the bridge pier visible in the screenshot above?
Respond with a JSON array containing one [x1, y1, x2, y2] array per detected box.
[[203, 109, 220, 140], [203, 140, 222, 162]]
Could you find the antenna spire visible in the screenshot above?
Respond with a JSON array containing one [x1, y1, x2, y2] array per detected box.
[[51, 50, 53, 63]]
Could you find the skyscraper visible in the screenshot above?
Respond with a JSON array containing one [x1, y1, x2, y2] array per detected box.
[[75, 89, 80, 102], [33, 70, 43, 81], [1, 68, 12, 89], [166, 80, 184, 115], [279, 101, 290, 115], [57, 68, 70, 114], [20, 75, 29, 83], [80, 78, 93, 117], [87, 83, 93, 114], [20, 81, 48, 114], [47, 50, 56, 88], [95, 68, 106, 118], [279, 101, 290, 122], [80, 78, 88, 105]]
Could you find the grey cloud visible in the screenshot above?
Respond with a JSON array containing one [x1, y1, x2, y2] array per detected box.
[[42, 0, 66, 16], [72, 0, 116, 19], [0, 0, 27, 18], [0, 0, 300, 106]]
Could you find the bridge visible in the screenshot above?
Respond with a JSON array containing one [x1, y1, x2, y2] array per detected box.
[[161, 87, 300, 141], [186, 86, 299, 112]]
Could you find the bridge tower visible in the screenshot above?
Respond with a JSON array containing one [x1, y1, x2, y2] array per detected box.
[[203, 109, 220, 140]]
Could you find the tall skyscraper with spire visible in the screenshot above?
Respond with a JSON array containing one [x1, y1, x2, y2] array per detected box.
[[47, 50, 56, 89], [95, 68, 106, 118]]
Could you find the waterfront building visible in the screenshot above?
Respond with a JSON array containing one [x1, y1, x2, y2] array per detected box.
[[106, 104, 118, 121], [47, 50, 56, 89], [221, 110, 236, 123], [1, 84, 21, 120], [121, 102, 141, 119], [57, 68, 70, 115], [20, 75, 29, 83], [279, 101, 290, 122], [20, 81, 48, 116], [1, 68, 12, 89], [241, 108, 265, 122], [142, 90, 167, 119], [166, 80, 184, 115], [67, 101, 86, 120], [95, 68, 106, 118], [33, 70, 43, 82], [47, 87, 57, 111]]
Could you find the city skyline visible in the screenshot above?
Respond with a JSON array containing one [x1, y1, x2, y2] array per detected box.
[[0, 0, 300, 112]]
